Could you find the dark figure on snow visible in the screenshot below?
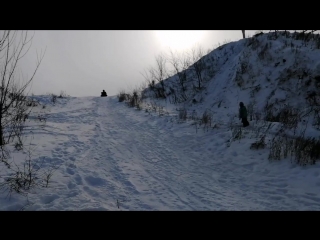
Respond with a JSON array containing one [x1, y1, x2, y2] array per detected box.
[[101, 90, 107, 97], [239, 102, 249, 127]]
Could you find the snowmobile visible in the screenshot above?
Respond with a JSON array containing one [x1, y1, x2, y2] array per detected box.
[[101, 90, 107, 97]]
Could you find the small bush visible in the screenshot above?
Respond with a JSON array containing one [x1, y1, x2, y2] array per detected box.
[[235, 72, 244, 88], [231, 126, 242, 141], [14, 142, 23, 151], [58, 90, 67, 98], [178, 108, 187, 121], [247, 36, 261, 50], [195, 110, 212, 132], [250, 136, 266, 150], [268, 136, 283, 160], [51, 94, 57, 104], [201, 110, 212, 126], [279, 107, 299, 129], [136, 102, 142, 111], [117, 91, 127, 102], [127, 91, 138, 108], [268, 134, 320, 166], [294, 137, 320, 166], [0, 150, 59, 197], [26, 99, 38, 107]]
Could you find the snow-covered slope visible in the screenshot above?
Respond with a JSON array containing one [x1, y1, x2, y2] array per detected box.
[[2, 95, 320, 210], [202, 32, 320, 119], [141, 31, 320, 140]]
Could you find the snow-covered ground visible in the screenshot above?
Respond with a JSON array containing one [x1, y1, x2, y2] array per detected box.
[[1, 95, 320, 211], [1, 31, 320, 210]]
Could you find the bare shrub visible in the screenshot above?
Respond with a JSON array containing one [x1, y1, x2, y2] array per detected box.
[[247, 102, 254, 121], [250, 136, 266, 150], [58, 90, 67, 98], [227, 115, 243, 142], [0, 31, 54, 199], [294, 137, 320, 166], [26, 99, 39, 107], [231, 126, 242, 142], [14, 141, 23, 151], [258, 42, 270, 60], [126, 90, 140, 108], [316, 37, 320, 49], [200, 110, 212, 132], [168, 49, 190, 94], [251, 121, 273, 139], [141, 53, 168, 99], [149, 101, 158, 113], [279, 106, 300, 129], [0, 31, 56, 202], [249, 85, 261, 99], [247, 36, 261, 50], [268, 135, 283, 160], [146, 101, 164, 116], [168, 86, 189, 104], [201, 110, 212, 126], [268, 134, 320, 166], [190, 45, 206, 89], [0, 31, 45, 147], [0, 149, 59, 197], [265, 104, 300, 131], [117, 91, 128, 102], [240, 60, 248, 74], [51, 94, 57, 104], [178, 108, 187, 121]]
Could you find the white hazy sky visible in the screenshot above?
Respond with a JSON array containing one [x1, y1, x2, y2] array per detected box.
[[17, 30, 258, 97]]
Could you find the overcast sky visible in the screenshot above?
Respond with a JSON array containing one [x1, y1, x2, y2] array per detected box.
[[15, 30, 258, 97]]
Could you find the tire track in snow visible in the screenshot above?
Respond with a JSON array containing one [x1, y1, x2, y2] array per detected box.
[[95, 98, 257, 210], [92, 98, 196, 210], [100, 98, 320, 210]]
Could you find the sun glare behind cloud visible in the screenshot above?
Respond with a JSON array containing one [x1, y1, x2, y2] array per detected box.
[[154, 30, 207, 51]]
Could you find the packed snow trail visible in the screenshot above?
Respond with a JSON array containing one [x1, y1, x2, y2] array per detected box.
[[9, 96, 320, 210]]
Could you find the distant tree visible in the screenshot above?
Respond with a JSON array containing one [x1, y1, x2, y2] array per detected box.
[[142, 53, 168, 99], [242, 30, 245, 39], [168, 49, 190, 93], [167, 49, 192, 102], [190, 45, 206, 89]]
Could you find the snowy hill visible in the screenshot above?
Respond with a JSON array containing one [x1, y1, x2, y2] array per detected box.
[[191, 31, 320, 122], [135, 31, 320, 165], [142, 31, 320, 121]]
